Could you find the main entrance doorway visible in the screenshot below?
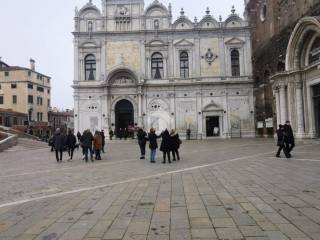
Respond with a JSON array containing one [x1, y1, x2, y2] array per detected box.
[[115, 100, 134, 133], [313, 84, 320, 137], [206, 116, 220, 137]]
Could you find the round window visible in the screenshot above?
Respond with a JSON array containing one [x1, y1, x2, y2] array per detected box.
[[260, 3, 267, 22]]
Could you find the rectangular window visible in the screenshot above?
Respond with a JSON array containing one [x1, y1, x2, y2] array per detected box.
[[28, 95, 33, 104], [47, 89, 50, 94], [28, 71, 31, 77], [48, 99, 50, 107], [13, 117, 18, 125], [0, 84, 1, 89], [37, 74, 40, 80], [37, 97, 43, 106], [11, 83, 17, 89], [4, 71, 9, 77], [37, 112, 43, 122], [37, 86, 44, 92], [28, 83, 33, 89], [0, 96, 3, 104], [12, 95, 17, 104], [40, 76, 43, 80]]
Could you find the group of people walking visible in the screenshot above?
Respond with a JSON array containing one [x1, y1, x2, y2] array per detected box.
[[50, 128, 105, 163], [137, 128, 182, 164], [276, 121, 295, 158]]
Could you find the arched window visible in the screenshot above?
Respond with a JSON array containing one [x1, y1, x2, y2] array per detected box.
[[151, 52, 164, 79], [85, 54, 96, 80], [309, 37, 320, 65], [180, 51, 189, 78], [231, 49, 240, 76]]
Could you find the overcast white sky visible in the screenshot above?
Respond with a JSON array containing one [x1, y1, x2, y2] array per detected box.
[[0, 0, 244, 109]]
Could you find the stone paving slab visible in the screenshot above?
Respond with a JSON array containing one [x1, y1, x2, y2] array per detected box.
[[0, 139, 319, 239]]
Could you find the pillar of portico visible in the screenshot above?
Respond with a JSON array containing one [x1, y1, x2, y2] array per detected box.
[[279, 83, 287, 124], [274, 87, 281, 126], [138, 86, 143, 127], [295, 82, 305, 138]]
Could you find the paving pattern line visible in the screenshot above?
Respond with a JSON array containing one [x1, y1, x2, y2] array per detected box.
[[267, 157, 320, 162], [0, 150, 274, 209], [0, 142, 274, 179]]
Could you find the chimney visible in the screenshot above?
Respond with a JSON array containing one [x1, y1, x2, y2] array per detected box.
[[30, 59, 35, 71]]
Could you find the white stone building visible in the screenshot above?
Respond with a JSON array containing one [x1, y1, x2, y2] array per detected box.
[[271, 17, 320, 138], [73, 0, 255, 139]]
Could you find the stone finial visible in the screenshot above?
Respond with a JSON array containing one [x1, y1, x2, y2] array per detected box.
[[231, 5, 236, 14], [75, 7, 79, 16], [206, 7, 210, 15], [89, 0, 93, 4], [219, 15, 222, 22], [194, 17, 198, 23], [168, 3, 172, 14], [180, 8, 185, 16]]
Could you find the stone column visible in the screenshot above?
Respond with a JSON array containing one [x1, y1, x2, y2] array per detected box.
[[279, 83, 287, 124], [274, 87, 281, 126], [295, 82, 305, 137], [138, 86, 143, 127]]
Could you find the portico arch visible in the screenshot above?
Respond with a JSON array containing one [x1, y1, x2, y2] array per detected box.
[[286, 17, 320, 71]]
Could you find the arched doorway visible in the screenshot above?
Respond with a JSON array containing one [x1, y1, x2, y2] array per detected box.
[[115, 99, 134, 134]]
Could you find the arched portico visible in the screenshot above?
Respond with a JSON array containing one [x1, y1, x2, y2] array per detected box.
[[272, 16, 320, 138]]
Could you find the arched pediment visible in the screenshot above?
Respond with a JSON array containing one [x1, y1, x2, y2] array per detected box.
[[199, 16, 219, 29], [78, 1, 101, 18], [286, 16, 320, 71], [144, 0, 169, 17], [80, 41, 100, 48], [146, 40, 168, 47], [107, 67, 138, 86], [202, 102, 223, 112], [224, 15, 245, 28], [173, 17, 194, 29]]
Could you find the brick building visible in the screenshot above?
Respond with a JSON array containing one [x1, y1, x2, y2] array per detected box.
[[245, 0, 320, 137]]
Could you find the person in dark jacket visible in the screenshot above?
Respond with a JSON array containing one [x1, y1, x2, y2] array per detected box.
[[284, 121, 295, 156], [81, 129, 94, 162], [147, 128, 161, 163], [66, 129, 77, 160], [109, 128, 114, 140], [76, 131, 82, 142], [101, 130, 106, 153], [137, 128, 147, 159], [52, 128, 66, 162], [160, 129, 172, 164], [276, 125, 290, 158], [170, 129, 181, 161], [124, 128, 128, 140]]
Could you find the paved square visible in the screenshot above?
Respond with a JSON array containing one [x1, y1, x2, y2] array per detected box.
[[0, 138, 319, 240]]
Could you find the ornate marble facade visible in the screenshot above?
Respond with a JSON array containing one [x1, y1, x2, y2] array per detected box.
[[73, 0, 255, 138]]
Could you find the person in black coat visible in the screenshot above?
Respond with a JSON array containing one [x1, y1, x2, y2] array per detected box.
[[66, 129, 77, 160], [170, 130, 181, 161], [137, 128, 147, 159], [276, 124, 290, 158], [284, 121, 295, 155], [147, 128, 161, 163], [101, 130, 106, 153], [160, 129, 172, 164], [80, 129, 94, 162], [52, 128, 66, 162]]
